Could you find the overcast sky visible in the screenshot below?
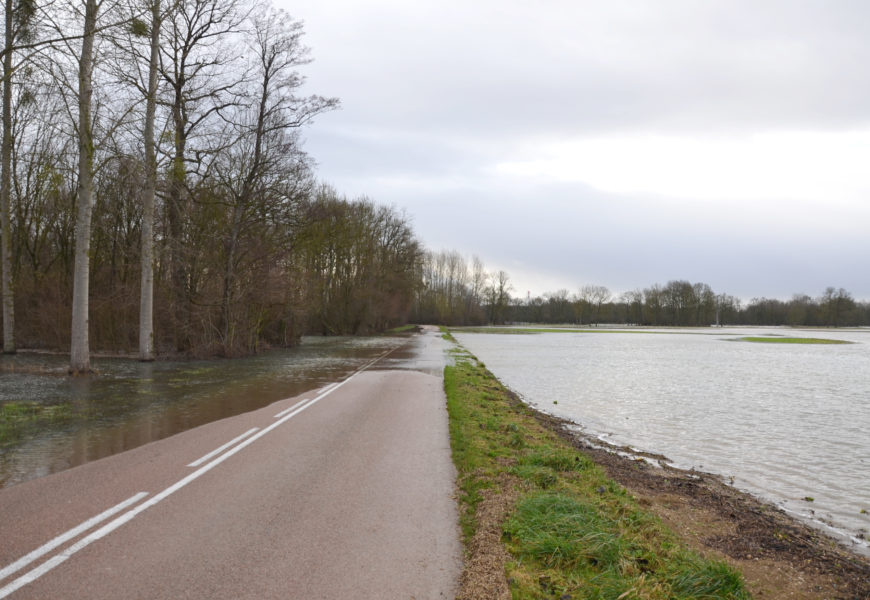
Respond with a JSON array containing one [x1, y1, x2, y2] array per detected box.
[[276, 0, 870, 301]]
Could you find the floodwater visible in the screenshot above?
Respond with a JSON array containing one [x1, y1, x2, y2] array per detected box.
[[454, 327, 870, 554], [0, 335, 413, 489]]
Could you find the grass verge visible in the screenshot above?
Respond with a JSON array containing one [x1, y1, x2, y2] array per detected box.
[[443, 331, 749, 600]]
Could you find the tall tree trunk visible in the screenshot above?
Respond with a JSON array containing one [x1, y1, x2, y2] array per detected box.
[[167, 97, 188, 352], [220, 209, 240, 355], [220, 64, 266, 356], [70, 0, 98, 374], [139, 0, 159, 361], [1, 0, 15, 353]]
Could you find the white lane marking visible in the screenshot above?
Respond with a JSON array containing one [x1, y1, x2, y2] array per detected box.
[[274, 397, 311, 419], [318, 382, 337, 394], [0, 492, 148, 584], [187, 428, 259, 467], [0, 348, 395, 599]]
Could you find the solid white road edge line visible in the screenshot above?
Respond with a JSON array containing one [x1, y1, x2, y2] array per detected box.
[[0, 349, 394, 599], [0, 492, 149, 584], [187, 427, 260, 467]]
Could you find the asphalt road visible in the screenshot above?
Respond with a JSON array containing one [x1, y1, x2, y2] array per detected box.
[[0, 328, 462, 599]]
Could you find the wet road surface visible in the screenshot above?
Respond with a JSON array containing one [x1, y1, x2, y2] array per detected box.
[[0, 328, 461, 599]]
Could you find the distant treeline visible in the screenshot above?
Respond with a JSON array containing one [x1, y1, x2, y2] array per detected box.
[[511, 283, 868, 327], [411, 256, 869, 328], [410, 250, 510, 326]]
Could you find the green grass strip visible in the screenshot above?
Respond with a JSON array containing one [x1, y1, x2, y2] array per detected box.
[[451, 327, 661, 335], [451, 326, 745, 336], [735, 337, 851, 344], [443, 333, 749, 599]]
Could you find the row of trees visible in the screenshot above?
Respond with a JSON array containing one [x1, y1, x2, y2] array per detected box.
[[2, 1, 863, 369], [0, 0, 428, 367], [508, 282, 869, 328], [295, 190, 421, 336]]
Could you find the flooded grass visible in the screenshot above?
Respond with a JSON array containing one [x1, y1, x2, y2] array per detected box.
[[0, 402, 73, 448], [443, 335, 749, 599]]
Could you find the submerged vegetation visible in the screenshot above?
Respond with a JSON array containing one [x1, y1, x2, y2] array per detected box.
[[443, 331, 749, 599], [0, 402, 72, 448]]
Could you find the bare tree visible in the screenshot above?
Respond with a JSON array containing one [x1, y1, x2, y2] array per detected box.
[[128, 0, 163, 360], [486, 269, 511, 325], [68, 0, 99, 373], [158, 0, 246, 351], [214, 6, 335, 354], [135, 0, 159, 360], [1, 0, 37, 353], [589, 285, 610, 326]]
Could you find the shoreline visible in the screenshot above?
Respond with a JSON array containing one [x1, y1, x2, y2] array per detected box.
[[558, 421, 870, 558], [529, 407, 870, 599]]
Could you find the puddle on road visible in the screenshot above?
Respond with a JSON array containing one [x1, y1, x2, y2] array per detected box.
[[374, 331, 450, 377]]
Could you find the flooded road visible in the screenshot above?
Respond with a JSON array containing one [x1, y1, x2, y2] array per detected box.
[[0, 335, 414, 488], [0, 327, 460, 599], [455, 327, 870, 555]]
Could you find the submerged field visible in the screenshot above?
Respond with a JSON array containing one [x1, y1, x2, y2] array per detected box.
[[444, 332, 870, 599], [443, 334, 749, 599], [452, 327, 870, 554]]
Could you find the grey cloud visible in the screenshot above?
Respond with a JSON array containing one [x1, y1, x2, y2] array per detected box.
[[373, 181, 870, 300], [297, 0, 870, 138], [286, 0, 870, 301]]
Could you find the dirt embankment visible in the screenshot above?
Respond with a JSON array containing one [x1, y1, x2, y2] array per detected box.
[[532, 410, 870, 600]]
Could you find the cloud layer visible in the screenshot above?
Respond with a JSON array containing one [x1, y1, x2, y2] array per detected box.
[[281, 0, 870, 299]]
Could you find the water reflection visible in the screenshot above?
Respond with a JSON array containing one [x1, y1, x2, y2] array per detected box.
[[0, 335, 409, 488]]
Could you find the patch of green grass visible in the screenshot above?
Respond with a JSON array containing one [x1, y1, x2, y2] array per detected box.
[[505, 493, 627, 572], [440, 326, 457, 343], [450, 326, 736, 336], [0, 401, 73, 447], [735, 336, 851, 344], [444, 346, 750, 599], [451, 327, 644, 335]]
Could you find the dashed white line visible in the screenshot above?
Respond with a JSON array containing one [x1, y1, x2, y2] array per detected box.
[[0, 492, 148, 586], [187, 428, 259, 467]]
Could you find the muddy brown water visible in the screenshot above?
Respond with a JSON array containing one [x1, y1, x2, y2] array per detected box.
[[0, 335, 415, 489]]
